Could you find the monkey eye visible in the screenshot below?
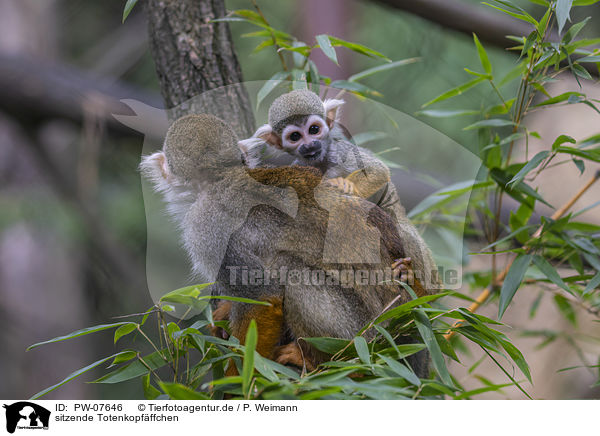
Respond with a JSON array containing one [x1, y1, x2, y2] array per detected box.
[[308, 124, 320, 135], [289, 131, 302, 142]]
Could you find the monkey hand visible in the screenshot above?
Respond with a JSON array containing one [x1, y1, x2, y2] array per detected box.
[[325, 177, 357, 196], [274, 342, 315, 372], [392, 257, 415, 287], [209, 301, 231, 339]]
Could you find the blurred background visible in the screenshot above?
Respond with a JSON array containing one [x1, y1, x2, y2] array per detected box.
[[0, 0, 599, 399]]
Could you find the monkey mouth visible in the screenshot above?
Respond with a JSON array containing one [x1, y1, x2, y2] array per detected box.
[[301, 149, 322, 160]]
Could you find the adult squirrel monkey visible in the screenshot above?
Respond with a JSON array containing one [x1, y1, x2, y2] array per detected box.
[[142, 113, 428, 374]]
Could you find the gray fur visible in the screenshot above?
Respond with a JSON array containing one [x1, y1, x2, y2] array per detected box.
[[142, 114, 427, 371]]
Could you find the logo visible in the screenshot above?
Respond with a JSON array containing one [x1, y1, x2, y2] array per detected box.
[[3, 402, 50, 434]]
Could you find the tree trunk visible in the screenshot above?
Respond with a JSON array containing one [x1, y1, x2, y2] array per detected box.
[[145, 0, 255, 137]]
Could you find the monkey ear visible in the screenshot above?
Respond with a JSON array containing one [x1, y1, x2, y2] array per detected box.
[[254, 124, 282, 149], [140, 151, 171, 182], [323, 98, 345, 128]]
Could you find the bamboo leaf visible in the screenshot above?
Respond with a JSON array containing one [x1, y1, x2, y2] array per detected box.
[[256, 71, 289, 109], [31, 352, 131, 399], [242, 320, 258, 397], [473, 33, 492, 74], [422, 77, 486, 107], [583, 272, 600, 295], [354, 336, 371, 365], [499, 254, 533, 318], [556, 0, 574, 34], [28, 322, 131, 351], [464, 118, 515, 130], [349, 58, 420, 82], [532, 255, 572, 293], [114, 323, 138, 344], [507, 151, 549, 187], [316, 34, 338, 65], [414, 310, 454, 387], [328, 36, 390, 61], [122, 0, 138, 23]]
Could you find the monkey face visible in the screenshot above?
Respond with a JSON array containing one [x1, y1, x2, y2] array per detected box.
[[281, 115, 330, 162]]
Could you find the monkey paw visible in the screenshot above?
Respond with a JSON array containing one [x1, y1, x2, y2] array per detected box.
[[274, 343, 315, 371], [392, 257, 415, 286], [325, 177, 356, 195], [210, 301, 231, 339]]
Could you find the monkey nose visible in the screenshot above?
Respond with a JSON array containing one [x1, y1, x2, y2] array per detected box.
[[299, 141, 321, 159]]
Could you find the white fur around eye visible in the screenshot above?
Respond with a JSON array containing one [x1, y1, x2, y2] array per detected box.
[[306, 115, 328, 137], [282, 126, 303, 144]]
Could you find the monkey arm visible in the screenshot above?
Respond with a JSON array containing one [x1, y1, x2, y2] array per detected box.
[[377, 186, 440, 294], [342, 148, 391, 199]]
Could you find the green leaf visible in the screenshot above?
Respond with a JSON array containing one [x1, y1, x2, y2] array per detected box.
[[110, 350, 137, 366], [93, 350, 168, 384], [374, 292, 450, 324], [563, 16, 591, 44], [464, 118, 515, 130], [252, 353, 279, 382], [486, 98, 516, 116], [535, 91, 584, 107], [473, 33, 492, 74], [122, 0, 138, 23], [141, 373, 161, 400], [30, 352, 131, 399], [578, 55, 600, 63], [328, 36, 390, 61], [498, 254, 533, 318], [490, 167, 553, 207], [348, 58, 420, 82], [417, 109, 480, 118], [114, 323, 137, 344], [354, 336, 371, 365], [553, 134, 577, 151], [232, 9, 267, 24], [302, 337, 350, 355], [27, 322, 131, 351], [583, 272, 600, 295], [242, 320, 258, 397], [572, 64, 592, 80], [422, 77, 486, 107], [556, 0, 574, 34], [532, 255, 571, 293], [159, 283, 212, 304], [307, 60, 320, 95], [159, 382, 209, 400], [507, 150, 549, 187], [377, 354, 421, 386], [414, 310, 454, 387], [316, 34, 338, 65], [464, 68, 491, 79], [352, 131, 388, 146], [329, 80, 382, 97], [556, 145, 600, 162], [553, 294, 577, 326], [256, 71, 289, 109], [482, 2, 538, 25]]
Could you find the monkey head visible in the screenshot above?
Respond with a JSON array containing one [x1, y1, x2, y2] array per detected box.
[[241, 90, 345, 166], [164, 114, 241, 180]]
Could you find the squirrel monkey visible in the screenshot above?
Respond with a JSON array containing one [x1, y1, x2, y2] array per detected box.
[[239, 89, 439, 293], [141, 114, 429, 374]]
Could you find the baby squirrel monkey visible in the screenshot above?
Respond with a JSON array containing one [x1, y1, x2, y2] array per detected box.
[[141, 114, 428, 374], [240, 89, 439, 293]]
